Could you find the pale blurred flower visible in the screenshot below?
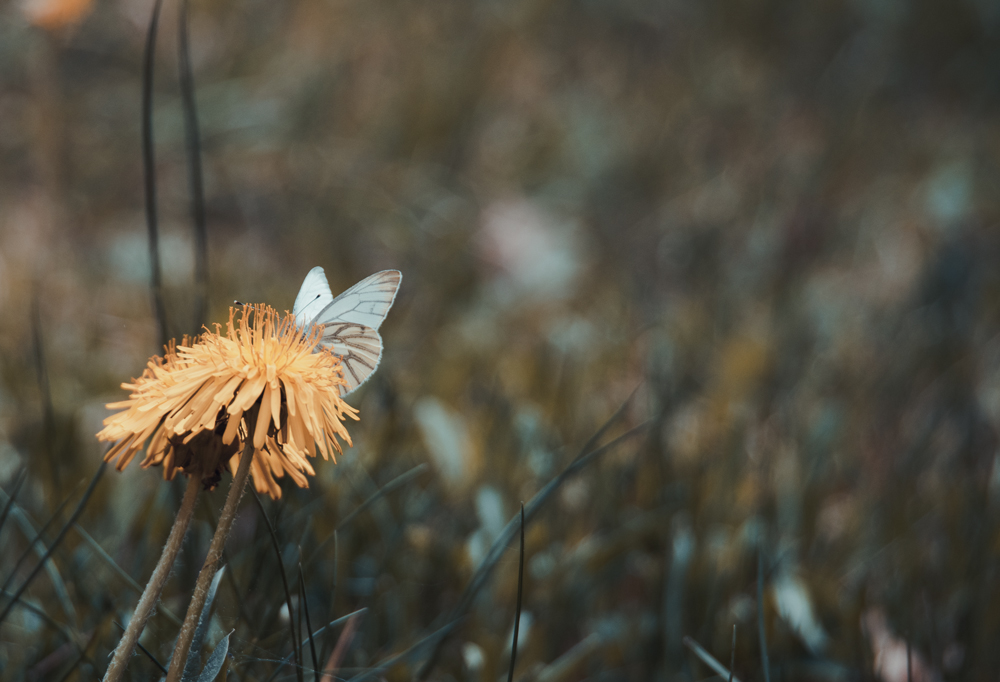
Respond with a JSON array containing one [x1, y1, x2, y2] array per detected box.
[[414, 396, 471, 487], [864, 608, 938, 682], [772, 572, 828, 654], [478, 199, 582, 304]]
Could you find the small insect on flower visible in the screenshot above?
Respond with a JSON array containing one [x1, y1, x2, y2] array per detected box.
[[97, 269, 401, 499]]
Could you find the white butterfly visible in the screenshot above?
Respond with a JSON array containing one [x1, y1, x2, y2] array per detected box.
[[292, 267, 402, 396]]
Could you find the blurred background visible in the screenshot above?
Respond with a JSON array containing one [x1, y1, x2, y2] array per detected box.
[[2, 0, 1000, 679]]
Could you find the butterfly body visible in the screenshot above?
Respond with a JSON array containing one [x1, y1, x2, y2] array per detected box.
[[293, 267, 401, 396]]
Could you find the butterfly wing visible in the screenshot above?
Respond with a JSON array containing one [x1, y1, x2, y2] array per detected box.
[[292, 267, 335, 327], [313, 270, 402, 330], [294, 268, 401, 395], [320, 322, 383, 395]]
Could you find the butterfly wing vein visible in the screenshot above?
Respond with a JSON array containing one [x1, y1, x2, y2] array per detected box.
[[293, 268, 401, 396]]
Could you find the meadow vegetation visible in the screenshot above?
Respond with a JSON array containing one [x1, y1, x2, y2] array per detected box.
[[1, 0, 999, 679]]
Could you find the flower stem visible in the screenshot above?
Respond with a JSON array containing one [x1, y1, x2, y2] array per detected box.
[[166, 413, 257, 682], [103, 474, 200, 682]]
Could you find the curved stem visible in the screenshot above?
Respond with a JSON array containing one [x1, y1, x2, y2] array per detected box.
[[104, 475, 200, 682], [167, 413, 257, 682]]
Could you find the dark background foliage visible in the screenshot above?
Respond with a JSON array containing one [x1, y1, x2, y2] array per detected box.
[[2, 0, 1000, 679]]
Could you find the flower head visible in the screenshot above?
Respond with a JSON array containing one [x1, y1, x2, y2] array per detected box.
[[98, 304, 358, 499]]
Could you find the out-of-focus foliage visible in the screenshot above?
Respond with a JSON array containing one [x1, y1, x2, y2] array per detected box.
[[2, 0, 1000, 679]]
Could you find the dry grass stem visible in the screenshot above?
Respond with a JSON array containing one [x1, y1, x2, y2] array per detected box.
[[103, 475, 199, 682], [166, 415, 257, 682]]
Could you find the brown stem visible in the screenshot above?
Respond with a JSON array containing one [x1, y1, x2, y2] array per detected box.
[[166, 411, 257, 682], [103, 475, 201, 682]]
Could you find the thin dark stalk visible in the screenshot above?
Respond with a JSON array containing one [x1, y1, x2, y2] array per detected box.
[[260, 608, 366, 682], [299, 561, 319, 682], [348, 618, 463, 682], [923, 593, 938, 672], [577, 384, 641, 459], [298, 563, 319, 682], [417, 415, 649, 680], [0, 461, 106, 628], [74, 522, 182, 627], [166, 413, 257, 682], [682, 636, 741, 682], [0, 467, 27, 537], [31, 293, 59, 495], [137, 641, 168, 676], [56, 623, 102, 682], [0, 478, 84, 598], [324, 530, 338, 668], [859, 610, 874, 682], [757, 547, 771, 682], [251, 489, 302, 682], [306, 464, 427, 571], [178, 0, 209, 332], [459, 423, 648, 619], [3, 589, 77, 644], [296, 572, 305, 682], [907, 639, 912, 682], [507, 504, 525, 682], [114, 621, 168, 675], [142, 0, 169, 348], [729, 624, 736, 682]]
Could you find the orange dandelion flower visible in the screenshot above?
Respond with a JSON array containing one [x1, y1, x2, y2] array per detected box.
[[97, 304, 358, 499]]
